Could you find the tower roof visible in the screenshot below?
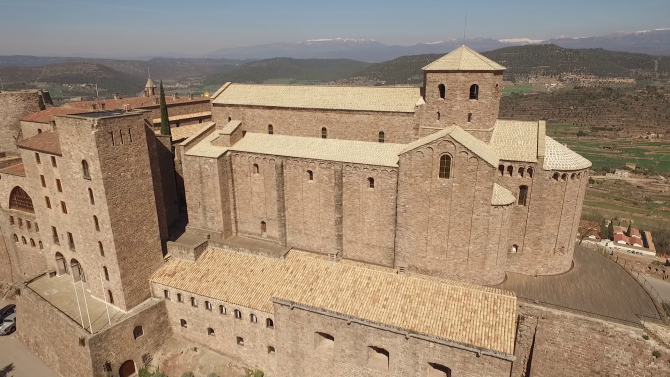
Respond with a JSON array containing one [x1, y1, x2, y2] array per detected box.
[[145, 77, 157, 89], [422, 45, 506, 71]]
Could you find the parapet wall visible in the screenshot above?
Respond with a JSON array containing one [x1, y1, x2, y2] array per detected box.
[[0, 91, 43, 152]]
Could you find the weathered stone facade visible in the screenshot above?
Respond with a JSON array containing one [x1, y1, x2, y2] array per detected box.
[[0, 90, 44, 152]]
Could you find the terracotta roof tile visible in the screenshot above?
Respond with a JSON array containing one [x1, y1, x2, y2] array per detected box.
[[0, 163, 25, 177], [63, 95, 207, 111], [21, 107, 91, 124], [151, 247, 517, 355], [16, 131, 61, 156]]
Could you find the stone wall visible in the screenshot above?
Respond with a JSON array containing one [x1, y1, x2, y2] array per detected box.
[[421, 71, 503, 142], [20, 119, 54, 140], [89, 299, 172, 377], [212, 105, 419, 144], [273, 302, 512, 377], [394, 136, 507, 285], [183, 154, 228, 241], [17, 287, 94, 377], [0, 91, 43, 152], [153, 283, 277, 375]]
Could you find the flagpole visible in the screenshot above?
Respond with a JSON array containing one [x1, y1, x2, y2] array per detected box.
[[81, 274, 93, 333], [101, 272, 111, 327], [71, 271, 85, 330]]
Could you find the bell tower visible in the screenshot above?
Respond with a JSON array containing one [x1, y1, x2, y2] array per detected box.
[[420, 46, 505, 142]]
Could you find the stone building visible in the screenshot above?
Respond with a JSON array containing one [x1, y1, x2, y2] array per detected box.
[[0, 47, 595, 377]]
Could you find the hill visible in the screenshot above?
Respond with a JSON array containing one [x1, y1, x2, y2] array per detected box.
[[204, 58, 372, 85], [340, 45, 670, 85]]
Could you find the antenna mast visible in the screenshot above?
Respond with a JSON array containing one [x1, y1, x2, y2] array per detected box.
[[463, 12, 468, 44]]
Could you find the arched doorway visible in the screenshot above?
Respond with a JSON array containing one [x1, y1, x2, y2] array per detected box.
[[70, 259, 85, 282], [9, 186, 34, 213], [119, 360, 136, 377], [55, 252, 66, 275]]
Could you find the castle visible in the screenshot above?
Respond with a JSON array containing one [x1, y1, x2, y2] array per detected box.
[[0, 47, 593, 377]]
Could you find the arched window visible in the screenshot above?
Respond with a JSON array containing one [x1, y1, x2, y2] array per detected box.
[[498, 165, 505, 176], [190, 297, 197, 307], [266, 318, 274, 328], [103, 266, 109, 280], [237, 337, 244, 346], [219, 305, 226, 314], [378, 131, 385, 143], [307, 170, 313, 181], [205, 301, 212, 310], [133, 326, 143, 339], [367, 177, 374, 189], [561, 173, 568, 181], [571, 173, 576, 180], [180, 319, 187, 328], [177, 293, 183, 302], [39, 241, 43, 249], [469, 84, 479, 100], [268, 125, 273, 134], [321, 127, 327, 139], [9, 186, 34, 213], [93, 216, 100, 231], [527, 168, 534, 178], [82, 160, 91, 180], [507, 165, 514, 177], [250, 314, 257, 323], [207, 328, 214, 336], [12, 234, 18, 242], [253, 164, 259, 174], [88, 188, 95, 205], [99, 241, 104, 256], [30, 239, 35, 247], [518, 167, 525, 177], [467, 113, 472, 123], [107, 290, 114, 304], [268, 346, 276, 354], [428, 362, 452, 377], [552, 172, 560, 181], [511, 244, 519, 254], [438, 84, 446, 99], [437, 111, 441, 120], [21, 236, 26, 244], [438, 154, 451, 179], [228, 117, 232, 122], [261, 221, 267, 235], [234, 309, 242, 319], [164, 290, 170, 299], [518, 185, 528, 206], [367, 346, 390, 371]]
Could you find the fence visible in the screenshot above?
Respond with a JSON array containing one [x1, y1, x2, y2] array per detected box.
[[614, 256, 670, 318]]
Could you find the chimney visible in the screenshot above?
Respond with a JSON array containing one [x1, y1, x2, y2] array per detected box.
[[123, 104, 131, 112], [113, 93, 120, 100], [153, 97, 160, 105], [172, 93, 179, 100], [188, 93, 193, 100], [89, 104, 96, 110]]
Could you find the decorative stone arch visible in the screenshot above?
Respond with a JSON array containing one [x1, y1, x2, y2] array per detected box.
[[506, 165, 514, 177], [9, 186, 34, 213], [427, 362, 452, 377], [119, 360, 136, 377], [469, 84, 479, 100], [527, 167, 534, 178], [55, 252, 66, 275], [71, 258, 84, 282]]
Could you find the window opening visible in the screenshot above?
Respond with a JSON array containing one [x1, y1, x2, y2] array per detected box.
[[368, 177, 374, 188], [518, 185, 528, 206], [469, 84, 479, 100], [438, 84, 446, 99], [439, 154, 451, 179], [378, 131, 385, 143]]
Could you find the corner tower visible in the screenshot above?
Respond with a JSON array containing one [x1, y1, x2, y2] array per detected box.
[[420, 46, 505, 142]]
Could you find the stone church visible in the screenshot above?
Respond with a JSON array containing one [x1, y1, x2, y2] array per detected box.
[[0, 46, 591, 377]]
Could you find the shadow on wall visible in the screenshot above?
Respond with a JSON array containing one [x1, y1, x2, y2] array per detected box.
[[0, 363, 15, 377]]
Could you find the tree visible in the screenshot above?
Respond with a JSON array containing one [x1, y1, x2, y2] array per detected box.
[[159, 81, 171, 136], [599, 219, 609, 240], [578, 220, 600, 244], [608, 220, 614, 240], [626, 222, 632, 237]]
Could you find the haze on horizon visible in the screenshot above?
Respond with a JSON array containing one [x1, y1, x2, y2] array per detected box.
[[0, 0, 667, 58]]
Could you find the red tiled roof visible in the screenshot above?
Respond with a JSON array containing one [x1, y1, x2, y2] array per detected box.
[[579, 220, 601, 239], [614, 234, 629, 244], [630, 238, 643, 247], [629, 228, 642, 239], [63, 95, 207, 111], [21, 107, 90, 124], [16, 131, 62, 156], [0, 163, 25, 177]]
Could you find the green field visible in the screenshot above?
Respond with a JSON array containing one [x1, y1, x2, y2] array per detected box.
[[502, 84, 532, 95]]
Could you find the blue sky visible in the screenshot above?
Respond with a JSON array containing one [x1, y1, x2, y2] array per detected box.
[[0, 0, 667, 57]]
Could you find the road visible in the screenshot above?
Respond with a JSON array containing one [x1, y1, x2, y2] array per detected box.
[[641, 274, 670, 303], [0, 300, 59, 377]]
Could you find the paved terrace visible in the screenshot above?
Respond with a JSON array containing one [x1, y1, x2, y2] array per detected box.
[[496, 246, 661, 325], [27, 273, 152, 333]]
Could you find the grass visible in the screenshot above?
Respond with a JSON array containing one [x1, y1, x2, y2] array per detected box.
[[502, 84, 532, 95]]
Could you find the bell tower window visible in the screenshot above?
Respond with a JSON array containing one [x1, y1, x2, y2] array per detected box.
[[469, 84, 479, 100]]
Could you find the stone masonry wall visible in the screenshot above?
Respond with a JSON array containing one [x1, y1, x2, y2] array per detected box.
[[421, 71, 503, 142], [394, 136, 506, 285], [0, 91, 43, 152], [17, 287, 94, 377], [153, 283, 278, 375], [212, 105, 419, 144], [89, 299, 172, 377], [497, 162, 539, 258], [20, 119, 54, 140], [273, 302, 512, 377]]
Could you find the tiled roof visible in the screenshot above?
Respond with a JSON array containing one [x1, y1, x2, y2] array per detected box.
[[613, 226, 625, 234], [151, 111, 211, 124], [184, 128, 229, 158], [0, 163, 25, 177], [489, 120, 539, 163], [20, 107, 90, 124], [220, 120, 241, 134], [543, 137, 592, 171], [423, 46, 506, 71], [229, 133, 407, 167], [156, 123, 210, 142], [16, 131, 62, 156], [629, 228, 642, 239], [63, 95, 206, 111], [492, 183, 516, 206], [151, 248, 517, 355], [401, 126, 499, 167], [614, 234, 629, 243], [212, 83, 421, 113]]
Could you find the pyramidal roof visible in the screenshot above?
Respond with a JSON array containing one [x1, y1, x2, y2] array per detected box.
[[422, 45, 506, 71], [145, 78, 157, 88]]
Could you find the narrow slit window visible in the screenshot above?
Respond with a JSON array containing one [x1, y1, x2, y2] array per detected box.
[[518, 185, 528, 206], [128, 128, 132, 143], [378, 131, 385, 143], [469, 84, 479, 100], [119, 130, 124, 145], [268, 125, 273, 134], [321, 127, 327, 139], [368, 177, 375, 189], [438, 84, 446, 99], [110, 131, 115, 146], [307, 170, 313, 181]]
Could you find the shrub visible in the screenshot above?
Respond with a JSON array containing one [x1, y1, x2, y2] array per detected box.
[[653, 351, 661, 358], [246, 369, 264, 377], [182, 372, 196, 377], [642, 335, 650, 340], [207, 374, 220, 377]]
